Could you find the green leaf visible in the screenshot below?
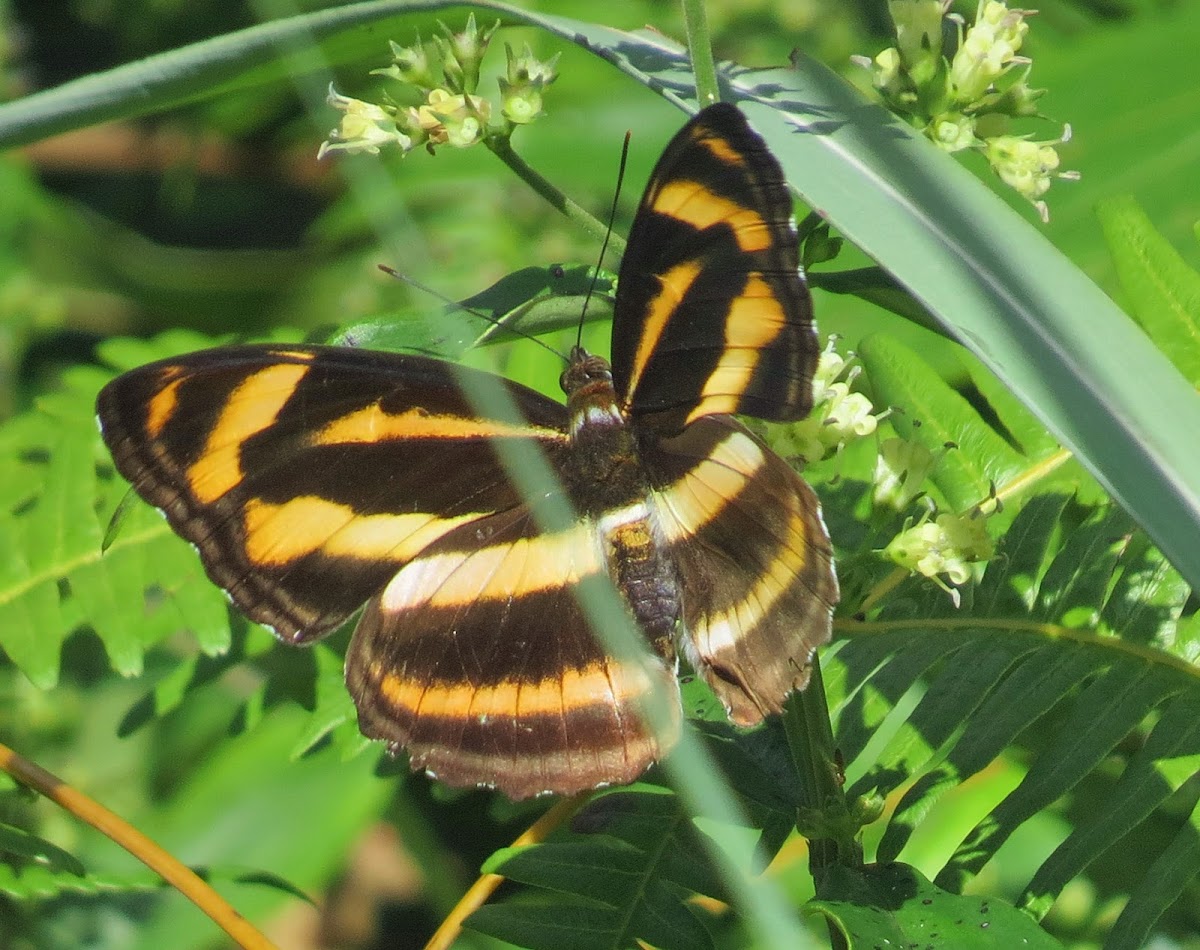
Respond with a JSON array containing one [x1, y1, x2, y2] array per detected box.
[[0, 863, 162, 900], [858, 334, 1030, 513], [469, 789, 723, 950], [810, 862, 1062, 948], [289, 643, 363, 760], [0, 331, 252, 687], [958, 355, 1070, 467], [5, 5, 1197, 941], [126, 704, 390, 950], [695, 718, 806, 861], [1097, 195, 1200, 386], [0, 856, 314, 906], [810, 267, 936, 330], [1022, 691, 1200, 921], [329, 264, 612, 362], [1105, 792, 1200, 950], [832, 490, 1199, 905], [945, 666, 1180, 883], [0, 824, 86, 877], [0, 367, 233, 686]]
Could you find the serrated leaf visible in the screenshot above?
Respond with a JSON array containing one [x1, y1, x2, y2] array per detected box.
[[810, 862, 1062, 948], [858, 334, 1030, 513], [1097, 195, 1200, 387], [0, 333, 238, 687], [0, 401, 97, 685]]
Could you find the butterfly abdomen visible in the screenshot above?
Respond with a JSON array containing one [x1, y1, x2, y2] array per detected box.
[[603, 508, 681, 656]]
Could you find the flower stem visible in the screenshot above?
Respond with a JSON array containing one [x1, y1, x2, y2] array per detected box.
[[484, 133, 625, 257], [784, 656, 862, 875], [681, 0, 719, 107]]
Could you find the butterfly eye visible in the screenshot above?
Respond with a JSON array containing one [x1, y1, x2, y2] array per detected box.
[[586, 360, 612, 384], [561, 351, 614, 396]]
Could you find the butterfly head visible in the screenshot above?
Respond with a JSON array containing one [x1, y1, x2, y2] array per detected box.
[[561, 345, 625, 438], [560, 345, 614, 397]]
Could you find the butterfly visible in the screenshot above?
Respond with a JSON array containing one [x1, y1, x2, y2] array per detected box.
[[97, 102, 839, 800]]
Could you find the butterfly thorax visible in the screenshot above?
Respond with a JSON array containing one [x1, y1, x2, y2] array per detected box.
[[560, 345, 681, 655]]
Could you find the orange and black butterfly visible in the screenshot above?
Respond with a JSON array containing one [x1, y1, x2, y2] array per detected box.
[[97, 103, 839, 800]]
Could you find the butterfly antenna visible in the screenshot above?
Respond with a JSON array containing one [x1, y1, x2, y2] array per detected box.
[[378, 265, 565, 360], [576, 130, 632, 351]]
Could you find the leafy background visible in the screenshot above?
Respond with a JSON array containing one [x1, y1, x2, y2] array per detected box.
[[0, 1, 1199, 948]]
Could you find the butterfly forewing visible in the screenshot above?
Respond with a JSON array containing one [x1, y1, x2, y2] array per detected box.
[[611, 102, 817, 430], [98, 345, 570, 643]]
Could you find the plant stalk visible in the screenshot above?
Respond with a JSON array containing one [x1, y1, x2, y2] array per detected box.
[[681, 0, 719, 106], [485, 133, 626, 256], [783, 656, 862, 876]]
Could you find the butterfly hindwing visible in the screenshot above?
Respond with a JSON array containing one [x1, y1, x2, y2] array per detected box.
[[98, 344, 570, 643], [346, 505, 680, 799], [644, 416, 837, 725], [611, 102, 817, 430]]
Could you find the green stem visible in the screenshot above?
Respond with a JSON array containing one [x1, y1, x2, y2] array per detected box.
[[681, 0, 719, 107], [784, 656, 862, 877], [485, 133, 626, 257]]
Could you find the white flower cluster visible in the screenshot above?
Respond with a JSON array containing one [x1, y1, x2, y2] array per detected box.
[[854, 0, 1078, 220], [317, 16, 558, 161]]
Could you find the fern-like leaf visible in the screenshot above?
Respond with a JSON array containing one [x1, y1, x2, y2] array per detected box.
[[467, 788, 725, 950]]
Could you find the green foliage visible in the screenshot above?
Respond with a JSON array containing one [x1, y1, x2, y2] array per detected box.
[[469, 789, 725, 950], [810, 862, 1062, 948], [1097, 195, 1200, 388], [0, 332, 234, 690], [0, 2, 1197, 949]]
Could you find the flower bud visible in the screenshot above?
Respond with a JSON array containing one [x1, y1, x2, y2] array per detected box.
[[433, 14, 498, 94], [373, 37, 437, 90], [498, 44, 559, 125]]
